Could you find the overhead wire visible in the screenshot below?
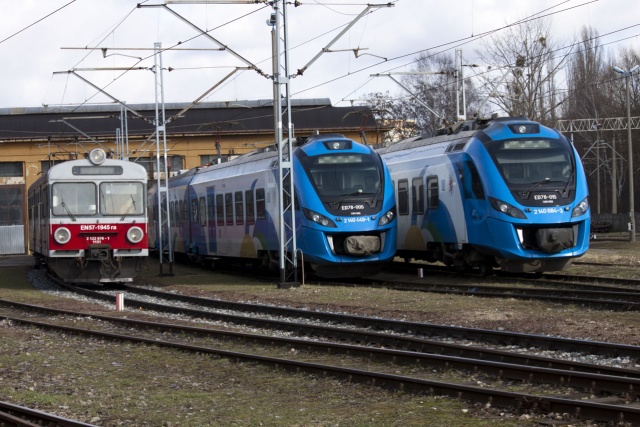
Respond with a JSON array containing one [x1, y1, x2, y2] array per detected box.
[[293, 0, 601, 100], [0, 0, 77, 45]]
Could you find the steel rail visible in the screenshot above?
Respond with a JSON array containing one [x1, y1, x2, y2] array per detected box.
[[3, 314, 640, 425], [0, 400, 97, 427]]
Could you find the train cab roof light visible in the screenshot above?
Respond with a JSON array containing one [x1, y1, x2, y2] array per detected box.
[[89, 148, 107, 165], [508, 123, 540, 134], [323, 140, 352, 150]]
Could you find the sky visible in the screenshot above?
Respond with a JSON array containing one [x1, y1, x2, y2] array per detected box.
[[0, 0, 639, 111]]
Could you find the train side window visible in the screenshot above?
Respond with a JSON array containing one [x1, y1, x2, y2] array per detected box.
[[225, 193, 233, 225], [427, 175, 439, 209], [245, 190, 255, 225], [216, 194, 224, 226], [199, 197, 206, 226], [170, 201, 174, 223], [235, 191, 244, 225], [397, 179, 409, 215], [43, 187, 48, 219], [256, 188, 266, 220], [191, 198, 198, 223], [207, 194, 214, 224], [412, 177, 424, 214]]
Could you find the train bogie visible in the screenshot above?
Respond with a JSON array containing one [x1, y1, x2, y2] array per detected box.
[[378, 117, 590, 274]]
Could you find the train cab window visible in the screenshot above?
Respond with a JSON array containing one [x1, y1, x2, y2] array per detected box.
[[225, 193, 233, 225], [412, 177, 424, 214], [216, 194, 224, 226], [99, 182, 144, 216], [397, 179, 409, 215], [427, 176, 439, 209], [245, 190, 255, 225], [463, 160, 485, 200], [235, 191, 244, 225], [52, 182, 96, 216], [256, 188, 266, 220], [199, 197, 206, 227]]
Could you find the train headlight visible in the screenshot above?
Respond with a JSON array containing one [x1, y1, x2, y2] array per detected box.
[[489, 197, 527, 219], [302, 208, 337, 228], [53, 227, 71, 244], [127, 226, 145, 244], [572, 197, 589, 217], [89, 148, 106, 165], [378, 208, 396, 226]]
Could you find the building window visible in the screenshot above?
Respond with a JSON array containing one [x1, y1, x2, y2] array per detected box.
[[0, 186, 23, 226], [200, 154, 228, 165], [0, 162, 23, 178]]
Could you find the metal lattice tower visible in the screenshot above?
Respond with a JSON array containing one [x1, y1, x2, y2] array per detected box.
[[271, 1, 297, 287], [153, 42, 174, 275]]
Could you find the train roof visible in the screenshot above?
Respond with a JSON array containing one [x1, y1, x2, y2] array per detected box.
[[30, 157, 147, 190], [377, 130, 477, 155], [377, 116, 548, 155]]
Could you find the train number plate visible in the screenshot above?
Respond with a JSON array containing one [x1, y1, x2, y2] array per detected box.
[[532, 207, 564, 215]]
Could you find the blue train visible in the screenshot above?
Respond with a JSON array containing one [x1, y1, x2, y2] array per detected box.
[[377, 116, 590, 274], [148, 133, 397, 278]]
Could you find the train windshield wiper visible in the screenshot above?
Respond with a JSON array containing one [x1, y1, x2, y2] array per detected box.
[[60, 197, 76, 222], [330, 189, 364, 208], [521, 178, 566, 196], [120, 195, 137, 221], [561, 168, 574, 195]]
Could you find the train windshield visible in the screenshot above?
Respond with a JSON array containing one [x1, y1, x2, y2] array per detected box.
[[485, 138, 575, 188], [51, 183, 97, 216], [100, 182, 145, 216], [51, 182, 145, 217], [300, 153, 383, 198]]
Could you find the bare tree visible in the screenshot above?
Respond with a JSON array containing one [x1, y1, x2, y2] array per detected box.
[[475, 17, 570, 126], [362, 51, 481, 139]]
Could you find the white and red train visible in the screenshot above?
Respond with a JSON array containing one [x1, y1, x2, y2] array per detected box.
[[28, 148, 148, 283]]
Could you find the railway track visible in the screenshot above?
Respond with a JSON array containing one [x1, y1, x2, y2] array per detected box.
[[8, 274, 640, 424], [355, 263, 640, 310], [0, 399, 97, 427], [2, 298, 640, 425]]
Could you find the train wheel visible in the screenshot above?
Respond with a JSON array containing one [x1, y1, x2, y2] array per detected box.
[[479, 263, 494, 276]]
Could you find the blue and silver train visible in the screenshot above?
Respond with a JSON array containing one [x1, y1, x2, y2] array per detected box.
[[149, 133, 397, 278], [377, 116, 590, 274]]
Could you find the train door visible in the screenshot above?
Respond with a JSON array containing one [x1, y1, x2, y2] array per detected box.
[[459, 159, 487, 243]]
